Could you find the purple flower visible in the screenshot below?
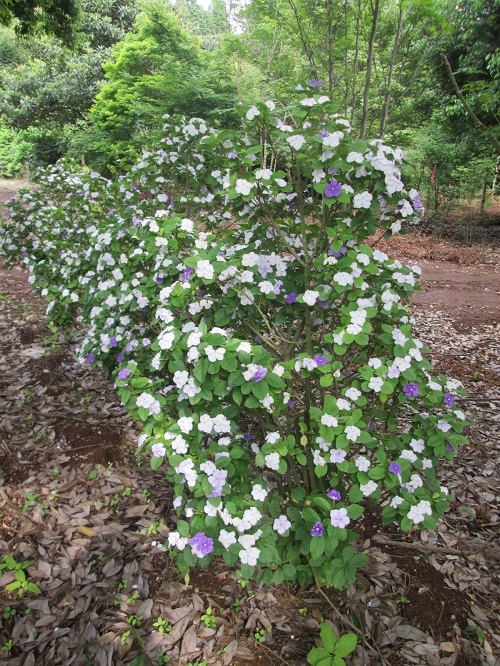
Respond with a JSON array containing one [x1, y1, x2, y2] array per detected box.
[[285, 292, 298, 305], [180, 267, 194, 283], [443, 393, 455, 406], [309, 80, 324, 87], [155, 278, 164, 285], [109, 337, 117, 347], [125, 344, 133, 352], [316, 299, 331, 309], [247, 154, 257, 161], [403, 383, 420, 397], [85, 354, 94, 364], [316, 130, 329, 138], [243, 435, 255, 441], [228, 149, 238, 158], [251, 366, 268, 382], [446, 443, 455, 452], [327, 489, 341, 500], [389, 461, 402, 476], [117, 352, 125, 363], [188, 532, 214, 558], [287, 399, 295, 408], [324, 179, 342, 198], [118, 369, 132, 380], [313, 354, 329, 366], [311, 522, 324, 537]]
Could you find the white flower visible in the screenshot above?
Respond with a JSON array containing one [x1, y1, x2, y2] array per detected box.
[[178, 417, 194, 434], [355, 455, 370, 471], [390, 496, 404, 508], [266, 432, 280, 444], [401, 450, 417, 463], [330, 508, 350, 528], [237, 341, 252, 353], [323, 131, 344, 147], [346, 152, 364, 164], [246, 105, 260, 120], [330, 449, 346, 464], [437, 419, 452, 432], [198, 414, 213, 433], [273, 515, 292, 535], [265, 100, 276, 111], [303, 290, 320, 306], [317, 95, 330, 104], [334, 272, 353, 287], [337, 398, 351, 411], [196, 259, 214, 280], [321, 414, 338, 428], [407, 505, 425, 524], [286, 135, 306, 150], [410, 474, 423, 489], [252, 484, 268, 501], [219, 529, 237, 548], [259, 280, 274, 294], [368, 377, 384, 392], [151, 443, 166, 457], [353, 192, 373, 209], [302, 357, 317, 371], [256, 168, 273, 180], [360, 481, 378, 496], [300, 97, 316, 106], [235, 179, 254, 196], [265, 452, 280, 471], [273, 364, 285, 377], [240, 547, 260, 566], [345, 387, 361, 401], [409, 438, 425, 453], [205, 345, 225, 362], [180, 218, 194, 232], [173, 370, 189, 388]]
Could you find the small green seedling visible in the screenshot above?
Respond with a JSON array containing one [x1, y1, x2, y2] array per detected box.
[[307, 624, 358, 666], [254, 627, 272, 643], [201, 606, 216, 629], [152, 617, 172, 634]]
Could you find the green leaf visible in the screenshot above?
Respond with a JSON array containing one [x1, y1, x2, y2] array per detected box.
[[334, 633, 357, 657], [320, 374, 334, 387], [307, 647, 332, 666], [310, 535, 325, 559], [320, 623, 338, 653], [273, 568, 285, 585]]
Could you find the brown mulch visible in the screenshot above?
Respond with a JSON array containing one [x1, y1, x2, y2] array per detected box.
[[0, 195, 499, 665]]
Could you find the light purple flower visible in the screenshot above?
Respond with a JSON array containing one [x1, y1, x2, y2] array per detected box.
[[117, 352, 125, 363], [328, 245, 347, 258], [109, 337, 117, 347], [285, 292, 298, 304], [251, 366, 268, 382], [403, 383, 419, 397], [311, 522, 324, 537], [309, 80, 324, 87], [313, 354, 329, 366], [188, 532, 214, 558], [180, 267, 194, 283], [389, 461, 402, 476], [327, 489, 341, 500], [325, 179, 342, 198], [85, 354, 94, 364], [443, 393, 454, 406]]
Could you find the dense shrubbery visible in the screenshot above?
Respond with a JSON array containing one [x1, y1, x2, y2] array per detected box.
[[0, 85, 467, 588]]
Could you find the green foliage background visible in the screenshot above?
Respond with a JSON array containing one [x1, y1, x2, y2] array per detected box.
[[0, 0, 498, 197]]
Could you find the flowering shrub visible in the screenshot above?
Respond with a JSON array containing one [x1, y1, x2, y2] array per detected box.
[[0, 84, 468, 588]]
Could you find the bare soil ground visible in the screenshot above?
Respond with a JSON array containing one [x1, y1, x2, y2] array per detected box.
[[0, 183, 499, 666]]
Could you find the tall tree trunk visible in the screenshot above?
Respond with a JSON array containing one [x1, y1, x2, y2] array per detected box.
[[350, 0, 362, 124], [359, 0, 380, 139], [379, 1, 403, 138], [441, 52, 500, 155]]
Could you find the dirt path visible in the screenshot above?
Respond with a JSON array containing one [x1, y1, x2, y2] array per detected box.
[[413, 260, 500, 330]]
